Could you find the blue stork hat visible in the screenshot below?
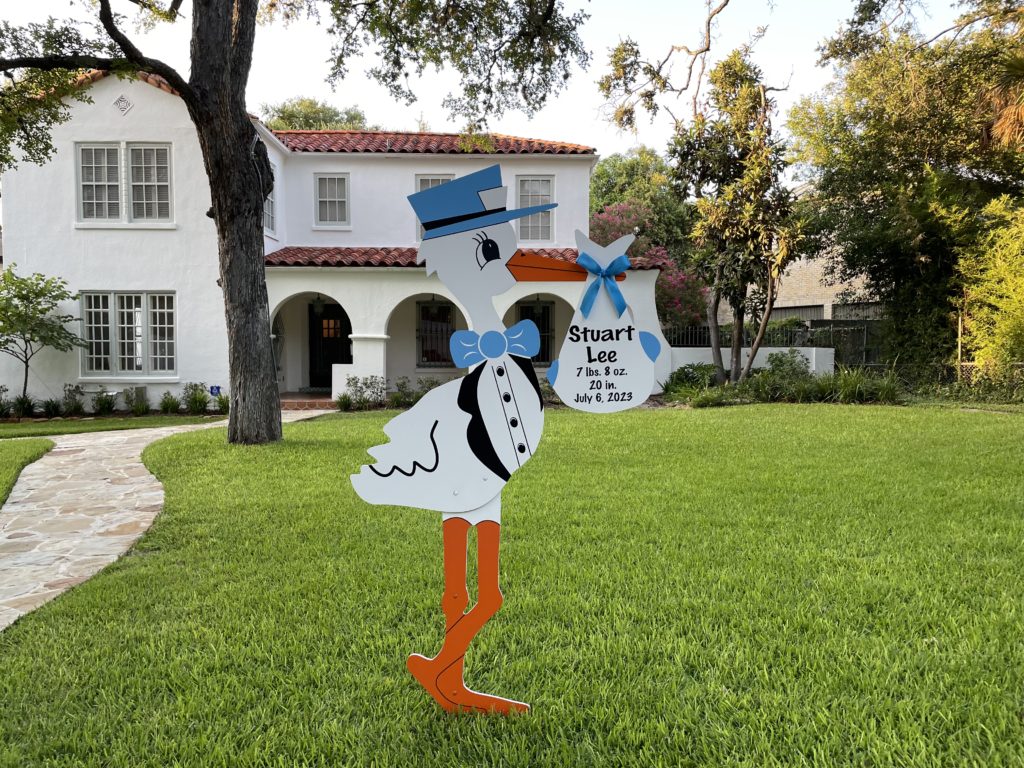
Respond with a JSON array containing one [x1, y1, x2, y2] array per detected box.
[[408, 164, 557, 241]]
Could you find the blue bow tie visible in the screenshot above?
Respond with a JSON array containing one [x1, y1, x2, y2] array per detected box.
[[576, 251, 631, 319], [450, 319, 540, 368]]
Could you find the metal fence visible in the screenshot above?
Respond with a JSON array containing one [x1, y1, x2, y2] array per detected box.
[[663, 322, 884, 367]]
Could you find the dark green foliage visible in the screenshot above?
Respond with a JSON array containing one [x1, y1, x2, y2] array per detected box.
[[91, 390, 116, 416], [159, 391, 181, 415], [40, 398, 61, 419], [214, 393, 230, 415], [789, 16, 1024, 372], [918, 366, 1024, 404], [344, 376, 386, 411], [666, 351, 905, 407], [0, 266, 86, 397], [61, 384, 85, 417], [11, 394, 35, 419], [122, 387, 151, 417], [335, 393, 353, 412], [260, 98, 376, 130], [661, 363, 719, 402], [181, 382, 210, 415], [588, 147, 692, 261], [389, 377, 418, 409], [0, 385, 10, 418]]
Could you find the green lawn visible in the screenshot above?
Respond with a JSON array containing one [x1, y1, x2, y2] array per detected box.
[[0, 414, 225, 440], [1, 406, 1023, 766], [0, 439, 53, 505]]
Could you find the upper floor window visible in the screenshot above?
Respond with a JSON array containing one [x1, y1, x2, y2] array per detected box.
[[129, 145, 171, 220], [81, 291, 176, 376], [78, 145, 121, 220], [517, 175, 553, 241], [264, 163, 277, 235], [77, 143, 173, 224], [315, 173, 349, 226], [415, 174, 453, 239]]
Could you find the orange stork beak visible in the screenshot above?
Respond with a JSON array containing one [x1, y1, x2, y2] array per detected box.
[[506, 250, 627, 283]]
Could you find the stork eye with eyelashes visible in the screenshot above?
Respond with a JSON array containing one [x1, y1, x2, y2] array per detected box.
[[473, 231, 501, 269]]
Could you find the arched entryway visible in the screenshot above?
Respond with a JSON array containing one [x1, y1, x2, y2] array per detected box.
[[501, 293, 574, 369], [271, 292, 352, 392], [385, 293, 468, 386]]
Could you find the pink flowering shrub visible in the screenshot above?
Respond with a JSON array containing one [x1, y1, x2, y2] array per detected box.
[[589, 202, 706, 327]]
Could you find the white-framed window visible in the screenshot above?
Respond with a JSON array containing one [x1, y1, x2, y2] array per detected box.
[[128, 144, 172, 221], [78, 144, 121, 221], [314, 173, 349, 226], [516, 175, 554, 241], [81, 291, 176, 376], [264, 163, 277, 234], [415, 174, 454, 239], [76, 142, 173, 224]]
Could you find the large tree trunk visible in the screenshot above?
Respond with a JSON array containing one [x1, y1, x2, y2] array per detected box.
[[729, 302, 744, 384], [707, 266, 727, 385], [187, 0, 281, 444]]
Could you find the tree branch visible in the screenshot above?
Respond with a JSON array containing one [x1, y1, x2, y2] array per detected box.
[[909, 10, 999, 53], [0, 55, 122, 72], [96, 0, 196, 106]]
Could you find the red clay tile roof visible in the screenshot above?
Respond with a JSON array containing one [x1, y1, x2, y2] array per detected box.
[[72, 69, 179, 96], [271, 131, 595, 155], [264, 246, 658, 269]]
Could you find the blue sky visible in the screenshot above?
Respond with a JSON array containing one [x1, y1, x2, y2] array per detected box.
[[8, 0, 963, 157]]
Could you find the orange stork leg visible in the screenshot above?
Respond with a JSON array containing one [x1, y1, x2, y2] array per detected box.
[[407, 518, 529, 714]]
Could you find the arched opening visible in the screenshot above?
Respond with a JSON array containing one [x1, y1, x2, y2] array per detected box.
[[502, 293, 575, 368], [385, 293, 469, 387], [270, 292, 352, 393]]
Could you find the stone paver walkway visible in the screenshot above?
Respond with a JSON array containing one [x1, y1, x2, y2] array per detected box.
[[0, 411, 332, 631]]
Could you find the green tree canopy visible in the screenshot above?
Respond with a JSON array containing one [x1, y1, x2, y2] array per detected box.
[[0, 266, 85, 398], [958, 196, 1024, 371], [788, 17, 1024, 374], [589, 146, 692, 263], [260, 97, 378, 130]]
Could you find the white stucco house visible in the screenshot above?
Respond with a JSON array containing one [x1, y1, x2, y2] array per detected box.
[[0, 70, 676, 406]]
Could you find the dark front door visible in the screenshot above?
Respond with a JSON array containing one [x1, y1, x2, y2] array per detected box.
[[308, 304, 352, 388]]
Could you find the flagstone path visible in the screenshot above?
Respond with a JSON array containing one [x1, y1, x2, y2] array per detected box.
[[0, 411, 332, 631]]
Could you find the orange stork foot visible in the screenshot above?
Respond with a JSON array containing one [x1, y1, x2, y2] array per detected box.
[[407, 654, 530, 715]]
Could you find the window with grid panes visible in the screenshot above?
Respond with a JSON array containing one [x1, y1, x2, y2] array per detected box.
[[129, 145, 172, 221], [83, 294, 112, 372], [264, 164, 276, 234], [117, 294, 144, 372], [149, 294, 176, 372], [415, 175, 453, 238], [315, 174, 349, 225], [516, 176, 553, 241], [78, 145, 121, 220], [80, 292, 176, 375]]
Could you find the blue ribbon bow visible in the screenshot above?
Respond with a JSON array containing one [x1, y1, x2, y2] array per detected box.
[[450, 319, 540, 368], [577, 251, 631, 319]]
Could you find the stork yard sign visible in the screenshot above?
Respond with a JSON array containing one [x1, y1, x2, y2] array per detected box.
[[351, 165, 663, 715]]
